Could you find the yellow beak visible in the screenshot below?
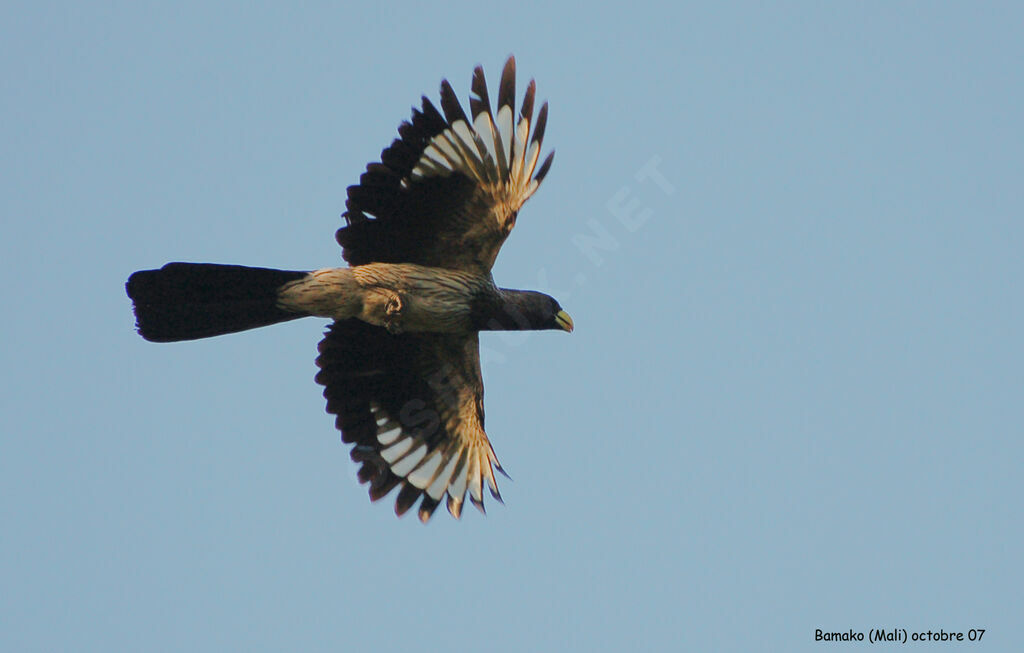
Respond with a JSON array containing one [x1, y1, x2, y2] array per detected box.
[[555, 310, 574, 333]]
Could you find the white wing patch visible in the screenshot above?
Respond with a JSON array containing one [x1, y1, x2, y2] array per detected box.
[[376, 423, 403, 446], [380, 435, 415, 463]]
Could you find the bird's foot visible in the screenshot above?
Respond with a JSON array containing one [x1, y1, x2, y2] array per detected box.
[[384, 294, 404, 334]]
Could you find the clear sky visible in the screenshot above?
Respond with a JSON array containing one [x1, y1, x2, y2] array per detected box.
[[2, 2, 1021, 651]]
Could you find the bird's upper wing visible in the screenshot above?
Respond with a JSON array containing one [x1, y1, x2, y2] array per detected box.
[[316, 321, 505, 522], [337, 56, 554, 274]]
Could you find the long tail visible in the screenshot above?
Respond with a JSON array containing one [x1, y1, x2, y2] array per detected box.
[[126, 263, 310, 342]]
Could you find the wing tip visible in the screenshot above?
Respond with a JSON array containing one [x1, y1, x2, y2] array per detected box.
[[470, 494, 487, 515], [417, 495, 441, 523], [394, 483, 422, 517], [534, 150, 555, 184]]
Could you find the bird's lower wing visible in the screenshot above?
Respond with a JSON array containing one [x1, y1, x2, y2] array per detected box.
[[316, 321, 504, 522]]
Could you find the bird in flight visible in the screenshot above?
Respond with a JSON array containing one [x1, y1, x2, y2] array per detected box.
[[126, 56, 571, 523]]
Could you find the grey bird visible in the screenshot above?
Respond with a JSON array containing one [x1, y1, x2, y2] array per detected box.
[[126, 56, 572, 522]]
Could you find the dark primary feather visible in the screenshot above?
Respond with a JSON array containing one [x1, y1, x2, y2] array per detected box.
[[497, 60, 516, 118], [337, 55, 554, 275]]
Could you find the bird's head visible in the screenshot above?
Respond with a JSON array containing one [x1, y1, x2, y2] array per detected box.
[[482, 290, 573, 333]]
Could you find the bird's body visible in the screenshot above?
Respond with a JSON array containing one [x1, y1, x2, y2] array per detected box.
[[127, 57, 569, 522], [278, 264, 489, 334]]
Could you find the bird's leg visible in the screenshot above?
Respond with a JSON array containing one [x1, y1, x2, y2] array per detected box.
[[384, 293, 405, 334]]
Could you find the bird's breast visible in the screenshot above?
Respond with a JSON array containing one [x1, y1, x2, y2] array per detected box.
[[354, 263, 490, 334]]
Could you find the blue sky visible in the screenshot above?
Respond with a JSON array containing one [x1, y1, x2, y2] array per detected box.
[[2, 2, 1021, 651]]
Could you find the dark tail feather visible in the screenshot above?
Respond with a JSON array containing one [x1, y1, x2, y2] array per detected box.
[[126, 263, 310, 342]]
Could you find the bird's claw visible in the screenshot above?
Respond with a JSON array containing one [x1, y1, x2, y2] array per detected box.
[[384, 294, 404, 334]]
